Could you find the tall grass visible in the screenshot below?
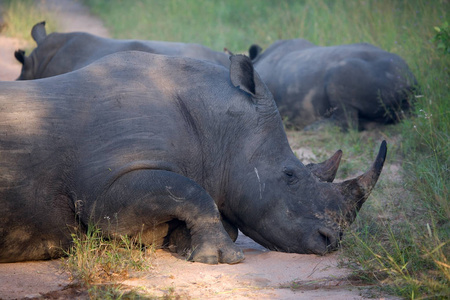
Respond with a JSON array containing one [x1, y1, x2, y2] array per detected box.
[[83, 1, 446, 54]]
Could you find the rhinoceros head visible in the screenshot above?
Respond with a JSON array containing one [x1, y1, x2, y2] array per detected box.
[[14, 21, 47, 80], [225, 55, 386, 254]]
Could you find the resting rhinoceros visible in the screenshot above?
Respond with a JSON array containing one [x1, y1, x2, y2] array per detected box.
[[0, 51, 386, 264], [14, 21, 230, 80], [249, 39, 417, 130]]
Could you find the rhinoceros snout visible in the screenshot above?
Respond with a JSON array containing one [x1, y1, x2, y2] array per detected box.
[[311, 227, 340, 255]]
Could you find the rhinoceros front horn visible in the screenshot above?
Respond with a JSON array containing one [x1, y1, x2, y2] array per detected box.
[[336, 140, 387, 220], [306, 150, 343, 182]]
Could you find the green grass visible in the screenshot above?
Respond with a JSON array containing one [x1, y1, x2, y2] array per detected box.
[[63, 224, 153, 298], [82, 0, 447, 56], [2, 0, 449, 298]]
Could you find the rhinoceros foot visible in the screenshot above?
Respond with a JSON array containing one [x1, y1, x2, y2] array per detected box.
[[188, 240, 244, 264], [168, 219, 243, 264], [186, 220, 244, 264]]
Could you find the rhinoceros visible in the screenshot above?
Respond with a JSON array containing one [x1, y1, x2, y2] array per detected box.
[[0, 51, 386, 264], [249, 39, 417, 130], [14, 21, 230, 80]]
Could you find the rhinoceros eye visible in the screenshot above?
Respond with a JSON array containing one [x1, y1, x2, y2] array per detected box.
[[283, 167, 298, 185]]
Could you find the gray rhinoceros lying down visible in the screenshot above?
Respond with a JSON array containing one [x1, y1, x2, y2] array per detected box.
[[14, 21, 230, 80], [0, 51, 386, 264], [249, 39, 417, 130]]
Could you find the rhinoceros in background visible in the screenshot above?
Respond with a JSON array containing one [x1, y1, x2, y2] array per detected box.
[[0, 52, 386, 264], [249, 39, 418, 130], [13, 21, 230, 80]]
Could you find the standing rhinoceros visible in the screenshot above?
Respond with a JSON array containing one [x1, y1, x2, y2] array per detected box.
[[0, 52, 386, 264], [249, 39, 417, 130], [14, 21, 230, 80]]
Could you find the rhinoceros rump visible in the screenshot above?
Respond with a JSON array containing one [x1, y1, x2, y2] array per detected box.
[[250, 39, 417, 130], [14, 21, 230, 80], [0, 52, 386, 264]]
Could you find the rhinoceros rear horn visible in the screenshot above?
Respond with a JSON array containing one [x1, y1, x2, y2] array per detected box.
[[31, 21, 47, 45], [306, 150, 342, 182], [224, 47, 234, 56], [337, 140, 387, 214]]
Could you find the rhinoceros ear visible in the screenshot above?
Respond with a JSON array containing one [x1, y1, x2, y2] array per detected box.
[[31, 21, 47, 45], [14, 50, 26, 65], [229, 55, 270, 103], [248, 44, 263, 60], [230, 55, 256, 95]]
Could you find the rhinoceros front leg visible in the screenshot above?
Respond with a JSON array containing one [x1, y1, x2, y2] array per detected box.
[[327, 104, 359, 130], [87, 169, 244, 264]]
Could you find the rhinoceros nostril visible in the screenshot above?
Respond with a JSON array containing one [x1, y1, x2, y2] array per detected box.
[[318, 228, 338, 251]]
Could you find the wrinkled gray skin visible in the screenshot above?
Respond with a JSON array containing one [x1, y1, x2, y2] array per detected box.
[[14, 21, 230, 80], [0, 52, 386, 265], [250, 39, 418, 130]]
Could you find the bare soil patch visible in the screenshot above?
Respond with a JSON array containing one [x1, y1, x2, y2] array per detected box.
[[0, 36, 26, 81], [0, 235, 386, 300]]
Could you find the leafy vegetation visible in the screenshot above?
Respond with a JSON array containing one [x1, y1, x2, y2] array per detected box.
[[433, 21, 450, 54]]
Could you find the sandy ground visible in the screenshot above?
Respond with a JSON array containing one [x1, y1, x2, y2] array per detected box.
[[0, 234, 383, 300], [0, 36, 26, 81], [0, 1, 398, 299]]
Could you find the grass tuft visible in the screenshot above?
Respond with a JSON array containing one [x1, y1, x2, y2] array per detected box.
[[87, 284, 152, 300], [63, 224, 153, 297]]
